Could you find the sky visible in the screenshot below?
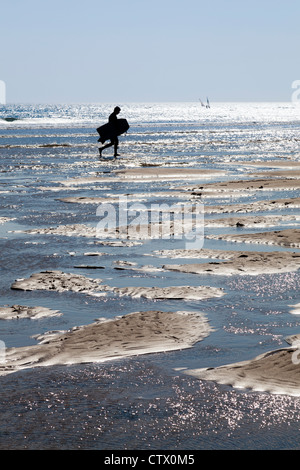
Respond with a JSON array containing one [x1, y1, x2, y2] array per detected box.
[[1, 0, 300, 103]]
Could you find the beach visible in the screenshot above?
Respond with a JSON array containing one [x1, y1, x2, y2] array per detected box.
[[1, 102, 300, 449]]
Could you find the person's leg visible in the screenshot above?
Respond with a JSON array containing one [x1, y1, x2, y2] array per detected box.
[[99, 140, 113, 157], [114, 137, 119, 157]]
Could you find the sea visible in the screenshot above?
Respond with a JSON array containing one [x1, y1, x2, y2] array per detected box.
[[0, 101, 300, 451]]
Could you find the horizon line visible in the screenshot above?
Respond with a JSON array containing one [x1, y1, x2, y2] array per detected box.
[[0, 99, 296, 106]]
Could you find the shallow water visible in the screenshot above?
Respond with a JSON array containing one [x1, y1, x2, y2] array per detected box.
[[1, 102, 300, 450]]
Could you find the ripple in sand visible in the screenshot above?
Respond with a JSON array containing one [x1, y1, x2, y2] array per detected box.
[[111, 285, 225, 300], [0, 305, 62, 320], [204, 197, 300, 214], [0, 310, 213, 376], [154, 249, 300, 276], [11, 270, 104, 294], [183, 346, 300, 397], [207, 228, 300, 249]]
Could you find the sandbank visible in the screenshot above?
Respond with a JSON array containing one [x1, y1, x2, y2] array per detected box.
[[112, 285, 225, 300], [21, 221, 191, 242], [230, 160, 300, 169], [19, 210, 300, 248], [183, 346, 300, 396], [58, 167, 226, 187], [183, 178, 300, 194], [114, 167, 226, 180], [21, 222, 190, 242], [11, 270, 104, 294], [253, 170, 300, 179], [58, 176, 111, 186], [0, 310, 212, 376], [10, 270, 225, 301], [204, 197, 300, 214], [0, 305, 62, 320], [96, 220, 200, 241], [289, 303, 300, 315], [58, 195, 147, 204], [207, 228, 300, 248], [153, 248, 300, 276], [94, 240, 142, 247], [0, 217, 13, 224], [57, 190, 195, 205], [205, 214, 300, 228], [21, 224, 97, 238]]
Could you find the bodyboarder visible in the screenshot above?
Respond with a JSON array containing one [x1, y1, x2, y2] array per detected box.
[[98, 106, 121, 158]]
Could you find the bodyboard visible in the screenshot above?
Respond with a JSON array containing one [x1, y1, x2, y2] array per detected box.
[[97, 118, 129, 144]]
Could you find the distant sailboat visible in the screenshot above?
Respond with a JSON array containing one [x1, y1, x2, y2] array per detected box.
[[199, 97, 211, 108]]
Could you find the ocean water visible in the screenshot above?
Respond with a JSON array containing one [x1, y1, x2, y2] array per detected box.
[[0, 102, 300, 450]]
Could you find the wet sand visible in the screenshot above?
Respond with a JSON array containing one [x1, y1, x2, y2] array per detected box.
[[0, 310, 212, 376], [207, 228, 300, 248], [229, 160, 300, 169], [6, 164, 300, 397], [112, 285, 225, 300], [183, 177, 300, 194], [289, 303, 300, 315], [204, 197, 300, 214], [114, 167, 226, 180], [174, 166, 300, 395], [11, 270, 104, 294], [0, 305, 62, 320], [153, 249, 300, 275], [10, 270, 225, 300], [183, 347, 300, 396], [205, 214, 300, 228], [253, 170, 300, 179], [58, 167, 226, 187]]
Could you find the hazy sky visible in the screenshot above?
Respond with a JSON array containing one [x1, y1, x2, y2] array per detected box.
[[1, 0, 299, 103]]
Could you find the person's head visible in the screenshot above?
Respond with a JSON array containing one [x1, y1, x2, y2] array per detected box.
[[114, 106, 121, 115]]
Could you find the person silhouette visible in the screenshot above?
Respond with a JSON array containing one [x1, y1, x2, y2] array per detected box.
[[98, 106, 121, 158]]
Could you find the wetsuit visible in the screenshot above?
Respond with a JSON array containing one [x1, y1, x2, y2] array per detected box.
[[99, 109, 120, 157]]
